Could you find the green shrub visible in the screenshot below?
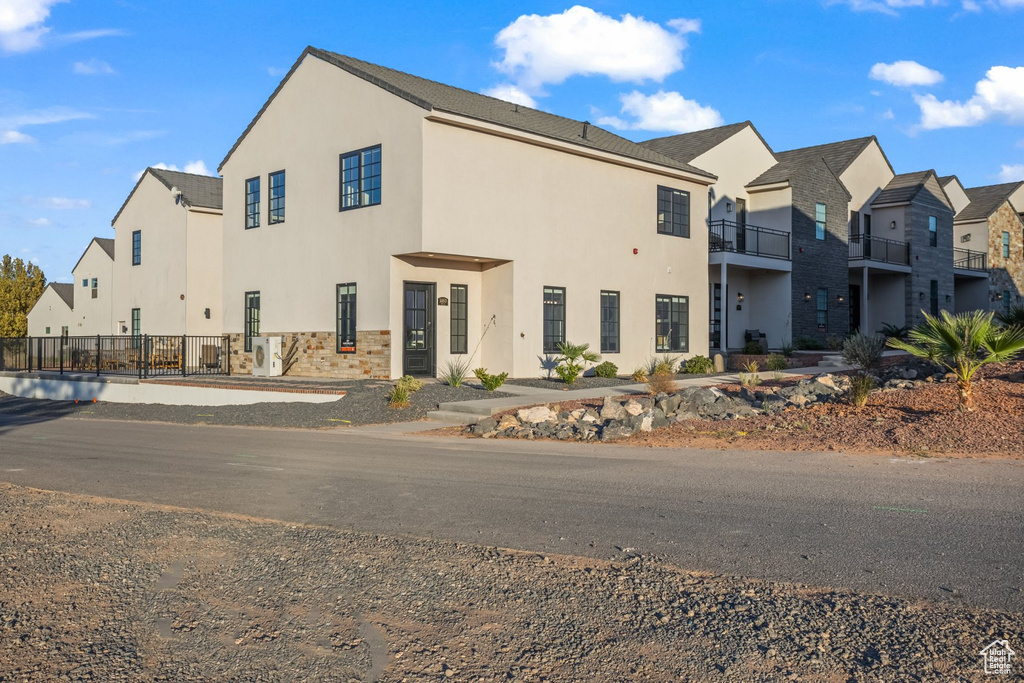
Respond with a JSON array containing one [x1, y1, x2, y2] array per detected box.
[[878, 322, 910, 341], [631, 367, 648, 383], [440, 358, 471, 387], [793, 336, 825, 351], [742, 341, 763, 355], [645, 354, 679, 376], [684, 355, 714, 374], [841, 333, 886, 372], [593, 361, 618, 378], [473, 367, 508, 392], [848, 374, 874, 408], [387, 383, 410, 408], [739, 360, 762, 387], [396, 375, 423, 393], [554, 341, 600, 385], [766, 353, 788, 371], [780, 343, 794, 358]]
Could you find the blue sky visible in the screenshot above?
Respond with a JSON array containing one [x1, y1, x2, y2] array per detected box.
[[2, 0, 1023, 279]]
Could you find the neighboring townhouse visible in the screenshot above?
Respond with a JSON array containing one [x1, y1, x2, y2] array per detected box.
[[111, 168, 223, 337], [942, 179, 1024, 315], [218, 46, 715, 379], [27, 283, 74, 337]]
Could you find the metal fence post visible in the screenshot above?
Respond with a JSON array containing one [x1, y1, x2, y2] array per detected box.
[[59, 337, 64, 374], [181, 335, 187, 377], [96, 335, 101, 376]]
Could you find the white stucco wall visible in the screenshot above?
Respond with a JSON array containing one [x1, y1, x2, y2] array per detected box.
[[185, 208, 223, 336], [27, 286, 73, 336], [954, 219, 988, 250], [70, 241, 114, 336], [839, 141, 893, 217], [690, 126, 777, 224], [942, 178, 971, 215]]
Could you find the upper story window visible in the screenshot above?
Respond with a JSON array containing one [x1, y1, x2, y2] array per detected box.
[[81, 279, 88, 287], [269, 170, 285, 224], [657, 186, 690, 238], [1003, 231, 1010, 258], [815, 203, 826, 241], [340, 145, 382, 210], [91, 278, 98, 299], [928, 216, 937, 247], [132, 230, 141, 265], [245, 177, 261, 229]]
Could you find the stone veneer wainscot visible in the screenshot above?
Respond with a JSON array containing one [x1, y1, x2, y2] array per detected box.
[[228, 330, 391, 379]]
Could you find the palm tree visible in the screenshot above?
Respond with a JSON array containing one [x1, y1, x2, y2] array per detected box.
[[995, 303, 1024, 331], [887, 310, 1024, 412], [554, 341, 600, 385]]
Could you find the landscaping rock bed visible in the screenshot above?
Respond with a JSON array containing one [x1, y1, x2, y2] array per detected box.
[[503, 375, 635, 390]]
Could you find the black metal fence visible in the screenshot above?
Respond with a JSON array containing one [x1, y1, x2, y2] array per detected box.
[[849, 234, 910, 266], [0, 335, 230, 378], [954, 247, 987, 271], [709, 220, 791, 260]]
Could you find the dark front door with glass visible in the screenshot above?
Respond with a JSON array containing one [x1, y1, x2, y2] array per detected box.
[[403, 282, 436, 376]]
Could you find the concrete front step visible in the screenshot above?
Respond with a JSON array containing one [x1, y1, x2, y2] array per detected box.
[[424, 410, 478, 425]]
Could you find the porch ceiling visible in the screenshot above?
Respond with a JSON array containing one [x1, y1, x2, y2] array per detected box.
[[395, 251, 511, 269]]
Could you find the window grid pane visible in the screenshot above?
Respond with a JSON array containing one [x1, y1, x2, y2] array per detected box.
[[336, 283, 357, 352], [1003, 232, 1010, 258], [928, 216, 937, 247], [815, 203, 826, 241], [600, 290, 619, 354], [450, 285, 468, 354], [340, 146, 382, 210], [132, 231, 141, 265], [655, 295, 688, 353], [816, 288, 828, 331], [131, 308, 140, 337], [244, 291, 260, 352], [543, 287, 565, 354], [657, 186, 690, 238], [245, 177, 261, 229], [269, 171, 285, 224]]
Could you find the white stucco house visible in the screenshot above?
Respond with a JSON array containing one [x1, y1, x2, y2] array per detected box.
[[27, 237, 114, 337], [27, 282, 74, 337]]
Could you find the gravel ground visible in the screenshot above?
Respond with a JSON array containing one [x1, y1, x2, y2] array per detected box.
[[0, 483, 1017, 682], [0, 381, 509, 429], [504, 375, 635, 390]]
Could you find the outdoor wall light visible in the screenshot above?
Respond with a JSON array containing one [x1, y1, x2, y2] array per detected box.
[[804, 292, 811, 301], [890, 220, 897, 230], [837, 294, 845, 303], [919, 292, 926, 300], [946, 295, 952, 303], [726, 201, 734, 213], [736, 292, 745, 302]]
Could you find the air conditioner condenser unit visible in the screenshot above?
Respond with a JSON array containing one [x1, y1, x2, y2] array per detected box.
[[251, 336, 283, 377]]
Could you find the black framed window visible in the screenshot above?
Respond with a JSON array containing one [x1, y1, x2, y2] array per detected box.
[[269, 170, 285, 224], [930, 280, 939, 316], [131, 308, 141, 336], [131, 230, 141, 265], [340, 145, 382, 210], [336, 283, 357, 353], [657, 186, 690, 238], [600, 290, 620, 354], [245, 177, 261, 229], [543, 286, 565, 353], [1003, 231, 1010, 258], [450, 284, 467, 354], [816, 288, 828, 332], [244, 291, 260, 352], [815, 203, 826, 241], [655, 295, 688, 353], [928, 216, 937, 247]]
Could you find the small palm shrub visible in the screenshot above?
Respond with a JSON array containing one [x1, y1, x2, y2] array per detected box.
[[842, 333, 886, 372], [631, 367, 648, 383], [995, 303, 1024, 331], [647, 369, 677, 395], [878, 322, 910, 341], [387, 383, 410, 408], [554, 341, 600, 385], [780, 343, 795, 358], [742, 341, 763, 355], [473, 367, 508, 392], [848, 374, 874, 408], [739, 360, 762, 387], [684, 355, 714, 374], [440, 357, 471, 387], [396, 375, 423, 393], [766, 353, 788, 371], [644, 355, 679, 377], [593, 361, 618, 378]]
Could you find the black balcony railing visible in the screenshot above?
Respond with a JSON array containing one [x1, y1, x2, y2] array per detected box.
[[953, 247, 987, 271], [708, 220, 790, 260], [0, 335, 230, 378], [849, 234, 910, 265]]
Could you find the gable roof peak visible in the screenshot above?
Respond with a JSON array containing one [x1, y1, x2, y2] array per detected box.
[[640, 121, 774, 165]]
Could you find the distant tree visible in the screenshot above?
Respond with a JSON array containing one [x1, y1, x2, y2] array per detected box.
[[0, 255, 47, 337]]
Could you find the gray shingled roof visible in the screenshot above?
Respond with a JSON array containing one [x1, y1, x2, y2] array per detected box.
[[112, 168, 223, 226], [50, 282, 74, 309], [938, 175, 957, 187], [871, 171, 936, 207], [218, 47, 715, 180], [640, 122, 764, 164], [71, 237, 116, 274], [957, 182, 1024, 222], [748, 136, 880, 187]]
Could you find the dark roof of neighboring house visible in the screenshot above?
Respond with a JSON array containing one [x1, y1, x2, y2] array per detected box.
[[748, 136, 887, 188], [218, 47, 715, 181], [957, 182, 1024, 222], [112, 168, 223, 226], [71, 237, 116, 274], [50, 282, 74, 309], [870, 171, 939, 207], [938, 175, 958, 187], [640, 121, 770, 164]]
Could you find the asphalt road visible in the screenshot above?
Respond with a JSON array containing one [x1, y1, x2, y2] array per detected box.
[[1, 413, 1021, 613]]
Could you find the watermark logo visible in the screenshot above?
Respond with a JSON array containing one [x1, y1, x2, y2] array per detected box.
[[980, 639, 1015, 675]]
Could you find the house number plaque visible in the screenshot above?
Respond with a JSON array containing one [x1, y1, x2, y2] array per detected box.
[[437, 297, 449, 306]]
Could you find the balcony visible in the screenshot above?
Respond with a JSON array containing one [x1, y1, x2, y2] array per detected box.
[[953, 247, 987, 272], [708, 220, 790, 261], [849, 234, 910, 266]]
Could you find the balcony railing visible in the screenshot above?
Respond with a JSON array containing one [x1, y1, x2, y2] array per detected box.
[[708, 219, 790, 260], [849, 234, 910, 266], [953, 247, 987, 271]]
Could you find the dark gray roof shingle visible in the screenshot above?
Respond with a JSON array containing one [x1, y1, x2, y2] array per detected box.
[[748, 136, 880, 187], [50, 283, 74, 309], [112, 168, 223, 226], [640, 122, 764, 164], [957, 182, 1024, 222], [871, 171, 935, 206], [218, 47, 715, 180], [93, 237, 115, 260]]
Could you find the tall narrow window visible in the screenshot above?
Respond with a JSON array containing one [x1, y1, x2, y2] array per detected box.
[[131, 308, 141, 336], [600, 290, 620, 354], [336, 284, 357, 353], [91, 277, 98, 299], [245, 177, 261, 229], [244, 291, 260, 352], [340, 145, 382, 210], [132, 230, 141, 265], [928, 216, 937, 247], [655, 295, 689, 353], [1004, 291, 1012, 315], [850, 211, 860, 239], [815, 203, 826, 241], [450, 284, 467, 354], [1003, 231, 1010, 258], [269, 170, 285, 224], [543, 286, 565, 353], [816, 288, 828, 332], [930, 280, 939, 316], [657, 186, 690, 237]]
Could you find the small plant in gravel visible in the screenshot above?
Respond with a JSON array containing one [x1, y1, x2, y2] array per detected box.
[[647, 369, 677, 395], [387, 383, 410, 408], [593, 361, 618, 378], [887, 310, 1024, 412], [396, 375, 424, 393], [849, 374, 874, 408], [439, 358, 471, 387], [644, 354, 680, 377], [742, 341, 763, 355], [878, 322, 910, 341], [765, 353, 788, 371], [631, 366, 648, 383], [739, 360, 762, 387], [474, 367, 508, 392], [793, 336, 825, 351], [842, 333, 886, 372], [554, 342, 600, 385], [780, 343, 794, 358], [684, 355, 714, 374]]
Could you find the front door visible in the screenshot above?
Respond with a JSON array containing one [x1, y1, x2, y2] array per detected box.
[[403, 282, 436, 377], [849, 284, 861, 333], [709, 283, 722, 349]]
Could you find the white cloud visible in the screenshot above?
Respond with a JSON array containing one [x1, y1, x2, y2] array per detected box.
[[915, 66, 1024, 129], [0, 0, 65, 53], [267, 66, 287, 77], [0, 107, 93, 128], [869, 60, 943, 87], [998, 163, 1024, 182], [27, 217, 50, 227], [40, 197, 90, 209], [963, 0, 1024, 9], [828, 0, 942, 16], [73, 58, 114, 75], [492, 6, 700, 94], [482, 83, 537, 108], [1, 129, 34, 143], [881, 108, 895, 120], [597, 90, 723, 134]]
